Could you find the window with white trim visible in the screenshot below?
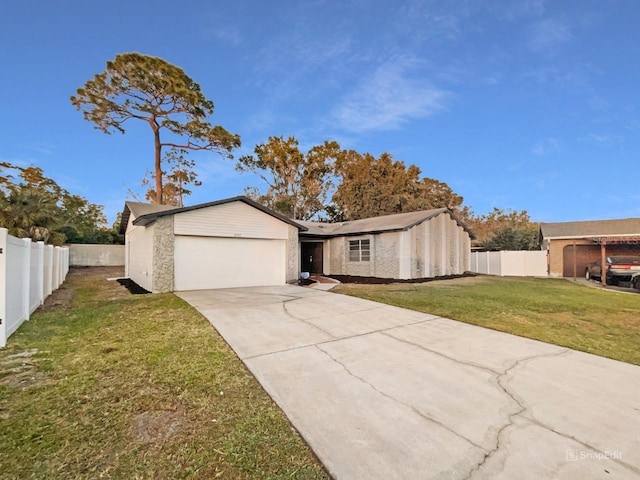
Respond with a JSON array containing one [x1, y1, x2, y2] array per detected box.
[[349, 239, 370, 262]]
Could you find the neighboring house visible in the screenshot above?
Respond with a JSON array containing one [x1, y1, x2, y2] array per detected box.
[[120, 197, 303, 292], [120, 197, 473, 292], [540, 218, 640, 278], [297, 208, 472, 279]]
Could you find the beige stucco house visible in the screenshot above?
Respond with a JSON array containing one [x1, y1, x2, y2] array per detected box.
[[298, 208, 472, 279], [120, 197, 473, 292], [120, 197, 302, 292]]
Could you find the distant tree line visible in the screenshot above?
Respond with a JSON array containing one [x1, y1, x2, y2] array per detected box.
[[0, 162, 121, 245], [237, 136, 539, 250], [30, 51, 535, 251]]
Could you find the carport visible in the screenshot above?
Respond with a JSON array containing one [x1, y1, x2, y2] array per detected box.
[[540, 218, 640, 282], [563, 236, 640, 285]]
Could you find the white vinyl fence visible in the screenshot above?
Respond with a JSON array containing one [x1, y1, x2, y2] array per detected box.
[[0, 228, 69, 347], [69, 244, 124, 266], [470, 250, 548, 277]]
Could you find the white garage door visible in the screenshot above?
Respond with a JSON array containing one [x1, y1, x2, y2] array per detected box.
[[174, 236, 286, 291]]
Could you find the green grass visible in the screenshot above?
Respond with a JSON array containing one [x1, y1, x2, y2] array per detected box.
[[0, 269, 328, 480], [334, 276, 640, 366]]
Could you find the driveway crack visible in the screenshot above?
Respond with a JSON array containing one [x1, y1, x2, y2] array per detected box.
[[372, 334, 573, 480], [315, 344, 489, 453], [523, 418, 640, 476], [461, 349, 571, 480], [281, 301, 335, 338], [381, 331, 504, 375]]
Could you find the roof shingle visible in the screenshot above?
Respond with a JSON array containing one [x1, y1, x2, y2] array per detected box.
[[299, 208, 471, 237], [540, 218, 640, 239]]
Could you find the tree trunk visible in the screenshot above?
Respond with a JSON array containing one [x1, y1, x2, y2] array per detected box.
[[153, 123, 163, 204]]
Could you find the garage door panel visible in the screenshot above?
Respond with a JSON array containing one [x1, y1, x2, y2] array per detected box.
[[174, 236, 286, 290]]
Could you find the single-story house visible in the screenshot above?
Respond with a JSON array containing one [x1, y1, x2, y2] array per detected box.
[[120, 197, 303, 292], [297, 209, 472, 279], [540, 218, 640, 278], [120, 196, 473, 292]]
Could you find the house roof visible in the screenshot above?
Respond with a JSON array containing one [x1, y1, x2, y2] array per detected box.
[[119, 202, 177, 234], [119, 196, 307, 234], [298, 208, 473, 238], [540, 218, 640, 240]]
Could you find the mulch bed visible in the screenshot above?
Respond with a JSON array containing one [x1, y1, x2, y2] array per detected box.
[[117, 278, 151, 294], [326, 272, 477, 284]]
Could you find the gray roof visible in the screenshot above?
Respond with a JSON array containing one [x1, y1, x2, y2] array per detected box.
[[299, 208, 472, 238], [119, 201, 177, 234], [540, 218, 640, 239], [120, 196, 306, 234]]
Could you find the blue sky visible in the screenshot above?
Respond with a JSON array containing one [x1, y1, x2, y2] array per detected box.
[[2, 0, 639, 224]]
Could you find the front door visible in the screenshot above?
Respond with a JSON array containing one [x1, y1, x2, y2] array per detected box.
[[301, 242, 323, 274]]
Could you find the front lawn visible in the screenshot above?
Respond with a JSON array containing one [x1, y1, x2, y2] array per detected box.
[[334, 276, 640, 366], [0, 268, 328, 479]]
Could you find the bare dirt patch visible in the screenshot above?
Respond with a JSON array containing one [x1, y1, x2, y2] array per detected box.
[[39, 286, 75, 312], [0, 348, 48, 390], [419, 275, 486, 287], [37, 266, 129, 312], [131, 409, 188, 445]]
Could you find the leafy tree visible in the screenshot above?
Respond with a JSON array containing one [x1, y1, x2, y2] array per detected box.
[[417, 177, 464, 210], [0, 163, 107, 244], [143, 148, 201, 207], [0, 189, 61, 243], [482, 226, 539, 251], [71, 52, 241, 204], [237, 136, 340, 220], [462, 208, 535, 245], [459, 207, 539, 250], [331, 150, 464, 221]]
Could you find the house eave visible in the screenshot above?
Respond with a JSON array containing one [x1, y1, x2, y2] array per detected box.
[[130, 196, 308, 232]]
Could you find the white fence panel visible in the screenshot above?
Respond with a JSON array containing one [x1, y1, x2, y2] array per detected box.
[[475, 251, 489, 274], [470, 251, 548, 277], [43, 245, 53, 298], [29, 242, 45, 314], [52, 247, 61, 290], [523, 251, 548, 277], [0, 228, 69, 347], [69, 244, 125, 266], [489, 252, 502, 276], [5, 236, 29, 343]]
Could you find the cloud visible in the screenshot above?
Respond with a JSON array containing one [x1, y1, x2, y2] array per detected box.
[[528, 18, 573, 53], [249, 30, 353, 104], [532, 137, 561, 156], [331, 58, 450, 133], [533, 171, 559, 190], [501, 0, 548, 20], [394, 0, 465, 43], [195, 156, 240, 183], [23, 142, 56, 155], [586, 133, 621, 147], [210, 26, 242, 46], [507, 161, 525, 172]]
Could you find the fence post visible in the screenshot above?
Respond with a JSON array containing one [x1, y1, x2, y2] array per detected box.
[[53, 247, 60, 290], [0, 228, 7, 347], [44, 245, 53, 298], [36, 242, 45, 307], [22, 238, 32, 321]]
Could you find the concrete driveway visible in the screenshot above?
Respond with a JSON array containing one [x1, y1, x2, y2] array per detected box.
[[177, 285, 640, 480]]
